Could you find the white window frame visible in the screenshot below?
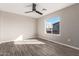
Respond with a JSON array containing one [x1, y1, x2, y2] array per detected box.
[[44, 16, 61, 36]]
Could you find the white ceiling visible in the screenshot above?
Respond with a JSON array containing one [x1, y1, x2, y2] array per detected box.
[[0, 3, 74, 18]]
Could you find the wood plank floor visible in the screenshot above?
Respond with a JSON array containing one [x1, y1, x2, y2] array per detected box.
[[0, 39, 79, 56]]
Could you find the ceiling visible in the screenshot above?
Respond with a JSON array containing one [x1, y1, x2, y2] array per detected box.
[[0, 3, 74, 18]]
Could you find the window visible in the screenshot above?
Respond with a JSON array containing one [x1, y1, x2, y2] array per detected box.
[[45, 16, 60, 34]]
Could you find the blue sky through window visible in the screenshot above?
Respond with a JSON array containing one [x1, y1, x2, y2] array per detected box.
[[47, 16, 60, 24]]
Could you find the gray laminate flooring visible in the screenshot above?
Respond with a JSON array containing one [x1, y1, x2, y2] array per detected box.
[[0, 39, 79, 56]]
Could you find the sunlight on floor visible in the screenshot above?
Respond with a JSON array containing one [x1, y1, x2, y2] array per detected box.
[[14, 35, 45, 44], [14, 39, 45, 44]]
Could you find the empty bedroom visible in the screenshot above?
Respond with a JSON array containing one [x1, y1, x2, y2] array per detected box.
[[0, 3, 79, 56]]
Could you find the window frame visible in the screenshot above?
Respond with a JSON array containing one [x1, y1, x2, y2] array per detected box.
[[44, 16, 61, 36]]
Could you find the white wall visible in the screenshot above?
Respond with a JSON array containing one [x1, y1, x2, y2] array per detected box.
[[0, 11, 36, 42], [37, 4, 79, 48]]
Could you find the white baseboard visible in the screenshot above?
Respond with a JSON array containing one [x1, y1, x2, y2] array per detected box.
[[0, 40, 13, 44], [51, 40, 79, 50], [40, 38, 79, 50]]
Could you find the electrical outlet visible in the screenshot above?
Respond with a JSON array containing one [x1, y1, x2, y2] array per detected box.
[[67, 38, 71, 41]]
